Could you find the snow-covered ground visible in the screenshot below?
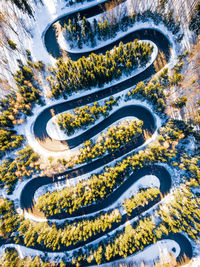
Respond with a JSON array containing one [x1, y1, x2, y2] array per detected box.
[[48, 114, 138, 141], [0, 0, 198, 265], [18, 86, 162, 158], [0, 0, 194, 95], [20, 164, 180, 260], [59, 18, 173, 55], [100, 239, 180, 267], [15, 2, 181, 160], [29, 0, 110, 65], [184, 258, 200, 267], [57, 0, 191, 56], [21, 100, 163, 220], [46, 40, 157, 141], [32, 174, 160, 223], [58, 23, 158, 53], [16, 38, 158, 158], [21, 9, 180, 159], [0, 239, 181, 266], [20, 189, 181, 266], [15, 99, 163, 224]]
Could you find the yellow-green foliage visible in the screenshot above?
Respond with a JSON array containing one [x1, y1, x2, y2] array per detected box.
[[16, 209, 121, 251], [123, 187, 161, 215], [76, 119, 143, 164], [56, 97, 119, 135]]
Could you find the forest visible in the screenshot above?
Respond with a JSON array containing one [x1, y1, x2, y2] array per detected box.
[[63, 5, 181, 49], [71, 158, 200, 266], [73, 185, 200, 266], [56, 96, 120, 135], [75, 119, 143, 164], [123, 187, 161, 215], [0, 185, 163, 251], [49, 40, 153, 97], [36, 119, 190, 217], [0, 55, 44, 158], [189, 1, 200, 35], [0, 0, 199, 266], [0, 146, 40, 193], [7, 0, 33, 16]]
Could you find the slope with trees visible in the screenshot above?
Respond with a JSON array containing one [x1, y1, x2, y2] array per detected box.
[[56, 96, 120, 135], [72, 178, 199, 265], [123, 187, 161, 216], [36, 119, 189, 217], [0, 146, 41, 193], [62, 5, 180, 50], [75, 119, 143, 164], [49, 40, 153, 98]]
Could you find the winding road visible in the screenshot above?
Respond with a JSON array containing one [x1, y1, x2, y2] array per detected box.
[[4, 0, 193, 264], [36, 27, 171, 151], [21, 104, 156, 218], [0, 233, 192, 265], [35, 104, 155, 151]]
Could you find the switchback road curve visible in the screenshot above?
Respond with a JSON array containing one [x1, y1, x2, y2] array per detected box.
[[16, 1, 193, 264]]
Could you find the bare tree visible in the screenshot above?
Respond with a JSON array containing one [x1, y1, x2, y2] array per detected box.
[[103, 0, 128, 25]]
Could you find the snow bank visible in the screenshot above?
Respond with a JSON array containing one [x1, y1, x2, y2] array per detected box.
[[0, 239, 181, 266], [100, 239, 180, 267], [32, 174, 160, 223], [46, 41, 157, 141]]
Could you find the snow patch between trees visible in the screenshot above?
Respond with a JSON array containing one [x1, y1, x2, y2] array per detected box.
[[46, 41, 157, 141], [100, 239, 180, 267], [32, 174, 160, 223], [0, 239, 180, 266]]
